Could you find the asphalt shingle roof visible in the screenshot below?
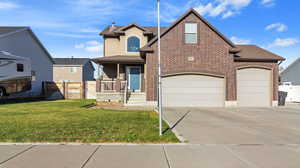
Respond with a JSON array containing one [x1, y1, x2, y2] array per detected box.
[[235, 45, 285, 61], [53, 58, 91, 65]]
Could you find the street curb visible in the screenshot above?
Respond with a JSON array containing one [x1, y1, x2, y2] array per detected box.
[[0, 142, 188, 146]]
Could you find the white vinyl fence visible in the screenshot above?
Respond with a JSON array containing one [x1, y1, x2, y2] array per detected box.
[[279, 84, 300, 102]]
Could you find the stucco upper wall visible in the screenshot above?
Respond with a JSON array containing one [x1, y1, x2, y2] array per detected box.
[[104, 26, 148, 56]]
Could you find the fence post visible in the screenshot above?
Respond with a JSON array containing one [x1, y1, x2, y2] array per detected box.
[[42, 82, 47, 97], [64, 82, 67, 99], [96, 80, 101, 92], [115, 79, 121, 92], [82, 82, 86, 99]]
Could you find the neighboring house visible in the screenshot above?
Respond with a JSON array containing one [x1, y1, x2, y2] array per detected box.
[[280, 57, 300, 85], [0, 27, 53, 96], [93, 9, 285, 107], [279, 57, 300, 102], [53, 58, 95, 82]]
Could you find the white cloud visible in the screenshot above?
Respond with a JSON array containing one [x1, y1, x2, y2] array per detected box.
[[156, 0, 252, 23], [265, 23, 287, 32], [75, 40, 103, 53], [194, 0, 252, 19], [0, 1, 19, 10], [75, 43, 85, 49], [230, 36, 251, 44], [268, 38, 299, 48], [261, 0, 275, 7]]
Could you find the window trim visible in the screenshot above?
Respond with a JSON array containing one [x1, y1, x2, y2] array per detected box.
[[126, 36, 141, 53], [184, 22, 198, 44]]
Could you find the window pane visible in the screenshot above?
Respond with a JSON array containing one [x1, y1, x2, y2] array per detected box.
[[17, 64, 24, 72], [185, 33, 197, 44], [185, 23, 197, 33], [70, 67, 77, 73], [127, 36, 140, 52]]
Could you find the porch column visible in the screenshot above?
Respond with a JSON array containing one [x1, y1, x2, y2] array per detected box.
[[117, 63, 120, 79]]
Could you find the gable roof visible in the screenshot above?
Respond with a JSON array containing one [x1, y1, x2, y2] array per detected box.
[[143, 8, 235, 49], [0, 26, 54, 63], [281, 56, 300, 74], [234, 45, 285, 61], [100, 24, 167, 37], [54, 58, 91, 65]]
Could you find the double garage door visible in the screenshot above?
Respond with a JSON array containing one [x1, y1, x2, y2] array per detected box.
[[162, 75, 225, 107], [162, 68, 272, 107]]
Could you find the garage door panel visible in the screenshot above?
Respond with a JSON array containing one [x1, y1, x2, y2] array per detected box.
[[163, 88, 224, 94], [164, 80, 223, 87], [162, 75, 224, 107], [237, 68, 271, 107]]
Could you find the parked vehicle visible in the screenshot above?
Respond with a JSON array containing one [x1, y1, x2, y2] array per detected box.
[[0, 51, 31, 97]]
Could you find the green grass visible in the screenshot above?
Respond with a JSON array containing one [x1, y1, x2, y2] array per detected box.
[[0, 100, 179, 143]]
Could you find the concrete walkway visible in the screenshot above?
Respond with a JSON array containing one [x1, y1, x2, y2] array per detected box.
[[1, 144, 300, 168]]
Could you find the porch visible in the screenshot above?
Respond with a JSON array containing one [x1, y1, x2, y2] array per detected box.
[[93, 56, 147, 104]]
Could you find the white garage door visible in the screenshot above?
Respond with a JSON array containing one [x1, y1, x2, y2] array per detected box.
[[237, 68, 272, 107], [162, 75, 225, 107]]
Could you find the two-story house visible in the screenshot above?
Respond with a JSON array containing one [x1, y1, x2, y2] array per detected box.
[[53, 58, 95, 82], [93, 9, 285, 107]]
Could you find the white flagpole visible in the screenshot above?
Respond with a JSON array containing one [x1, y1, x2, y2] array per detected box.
[[157, 0, 163, 136]]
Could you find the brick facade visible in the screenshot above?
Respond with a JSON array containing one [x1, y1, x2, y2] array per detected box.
[[146, 12, 279, 102]]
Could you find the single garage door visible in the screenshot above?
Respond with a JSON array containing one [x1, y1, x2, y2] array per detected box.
[[237, 68, 272, 107], [162, 75, 225, 107]]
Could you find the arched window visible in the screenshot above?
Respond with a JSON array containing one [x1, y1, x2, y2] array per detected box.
[[127, 36, 140, 52]]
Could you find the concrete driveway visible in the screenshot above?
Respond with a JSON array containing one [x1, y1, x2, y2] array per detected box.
[[163, 106, 300, 144]]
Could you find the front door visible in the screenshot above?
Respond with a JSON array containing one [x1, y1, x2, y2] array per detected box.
[[128, 67, 141, 91]]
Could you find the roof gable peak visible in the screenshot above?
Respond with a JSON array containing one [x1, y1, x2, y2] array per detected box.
[[143, 8, 235, 49]]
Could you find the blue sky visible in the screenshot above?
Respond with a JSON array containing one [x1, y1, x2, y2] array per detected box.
[[0, 0, 299, 67]]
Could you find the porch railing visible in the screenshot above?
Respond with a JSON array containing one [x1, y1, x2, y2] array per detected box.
[[100, 81, 116, 92], [98, 80, 127, 93]]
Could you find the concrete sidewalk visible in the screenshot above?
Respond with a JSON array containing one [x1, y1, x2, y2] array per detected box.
[[1, 144, 300, 168]]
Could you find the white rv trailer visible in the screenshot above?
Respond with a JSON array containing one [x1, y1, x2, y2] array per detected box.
[[0, 51, 31, 97]]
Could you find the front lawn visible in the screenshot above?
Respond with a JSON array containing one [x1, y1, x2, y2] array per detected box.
[[0, 100, 179, 143]]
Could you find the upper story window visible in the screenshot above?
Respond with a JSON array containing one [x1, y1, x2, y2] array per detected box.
[[127, 36, 140, 52], [185, 23, 198, 44], [70, 67, 77, 73]]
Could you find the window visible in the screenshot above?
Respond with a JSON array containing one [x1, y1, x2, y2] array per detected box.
[[70, 67, 77, 73], [17, 64, 24, 72], [127, 36, 140, 52], [185, 23, 198, 44]]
